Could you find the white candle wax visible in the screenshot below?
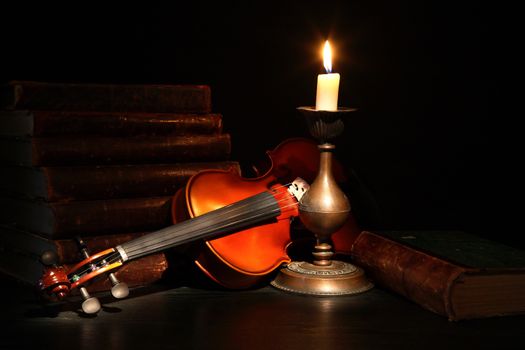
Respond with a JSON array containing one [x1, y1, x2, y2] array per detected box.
[[315, 40, 340, 111], [316, 72, 340, 111]]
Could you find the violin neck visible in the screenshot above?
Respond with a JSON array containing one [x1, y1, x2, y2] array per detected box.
[[116, 191, 282, 262]]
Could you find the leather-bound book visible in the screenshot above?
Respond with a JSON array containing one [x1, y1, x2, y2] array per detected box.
[[0, 134, 231, 166], [0, 111, 223, 137], [351, 230, 525, 321], [0, 225, 151, 264], [0, 81, 212, 113], [0, 161, 240, 201], [0, 196, 174, 238]]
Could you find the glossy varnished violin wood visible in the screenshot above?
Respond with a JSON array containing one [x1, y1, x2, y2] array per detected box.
[[172, 170, 300, 289]]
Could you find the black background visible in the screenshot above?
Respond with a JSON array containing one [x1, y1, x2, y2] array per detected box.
[[0, 2, 495, 245]]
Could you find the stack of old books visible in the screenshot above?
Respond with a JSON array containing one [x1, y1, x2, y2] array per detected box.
[[0, 80, 239, 292]]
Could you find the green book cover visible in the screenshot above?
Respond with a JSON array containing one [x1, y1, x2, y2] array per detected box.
[[377, 231, 525, 269]]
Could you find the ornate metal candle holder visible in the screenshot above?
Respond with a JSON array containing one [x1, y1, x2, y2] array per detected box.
[[271, 107, 373, 295]]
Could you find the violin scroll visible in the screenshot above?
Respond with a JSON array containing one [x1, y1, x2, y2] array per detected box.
[[38, 254, 71, 300], [38, 239, 127, 314]]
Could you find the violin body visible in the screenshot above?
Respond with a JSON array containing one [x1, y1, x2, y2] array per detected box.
[[172, 170, 298, 289], [253, 137, 347, 184]]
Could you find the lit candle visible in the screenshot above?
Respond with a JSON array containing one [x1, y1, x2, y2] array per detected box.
[[315, 40, 340, 111]]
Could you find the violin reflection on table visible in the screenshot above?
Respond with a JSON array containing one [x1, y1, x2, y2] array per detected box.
[[38, 138, 362, 314]]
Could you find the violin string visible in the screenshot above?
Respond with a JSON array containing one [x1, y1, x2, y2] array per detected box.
[[120, 186, 303, 256], [70, 200, 303, 280], [68, 201, 265, 279], [124, 200, 302, 259], [123, 201, 302, 261], [121, 193, 290, 258], [119, 182, 299, 254], [69, 183, 303, 279], [70, 194, 302, 280], [70, 199, 282, 280], [127, 199, 303, 258]]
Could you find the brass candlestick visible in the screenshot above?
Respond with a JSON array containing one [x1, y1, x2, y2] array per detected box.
[[271, 107, 373, 295]]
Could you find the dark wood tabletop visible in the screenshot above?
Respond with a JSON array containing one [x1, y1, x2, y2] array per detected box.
[[1, 275, 524, 350]]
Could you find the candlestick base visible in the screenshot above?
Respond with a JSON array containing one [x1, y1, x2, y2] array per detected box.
[[271, 260, 373, 296]]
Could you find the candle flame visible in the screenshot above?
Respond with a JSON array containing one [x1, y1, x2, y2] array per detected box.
[[323, 40, 332, 73]]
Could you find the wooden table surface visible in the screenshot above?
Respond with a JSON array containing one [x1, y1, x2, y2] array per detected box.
[[1, 276, 524, 350]]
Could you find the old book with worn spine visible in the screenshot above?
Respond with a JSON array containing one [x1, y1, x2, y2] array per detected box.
[[0, 134, 231, 166], [0, 225, 150, 264], [351, 230, 525, 321], [0, 161, 240, 201], [0, 111, 223, 137], [0, 196, 175, 238], [0, 81, 212, 113]]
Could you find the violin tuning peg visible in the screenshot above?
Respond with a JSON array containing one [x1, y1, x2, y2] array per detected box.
[[76, 236, 87, 249], [80, 287, 101, 314], [40, 250, 59, 266], [82, 297, 101, 315], [109, 273, 129, 299]]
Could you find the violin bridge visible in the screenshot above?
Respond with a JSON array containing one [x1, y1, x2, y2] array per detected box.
[[288, 178, 309, 202]]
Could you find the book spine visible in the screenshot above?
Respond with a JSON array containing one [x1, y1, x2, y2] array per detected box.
[[34, 112, 223, 136], [1, 81, 212, 113], [56, 197, 174, 237], [0, 225, 152, 264], [1, 134, 231, 166], [0, 111, 223, 137], [0, 162, 240, 201], [351, 231, 466, 320], [0, 196, 175, 238]]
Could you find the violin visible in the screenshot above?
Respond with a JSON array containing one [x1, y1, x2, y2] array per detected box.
[[38, 168, 309, 314], [38, 138, 358, 314]]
